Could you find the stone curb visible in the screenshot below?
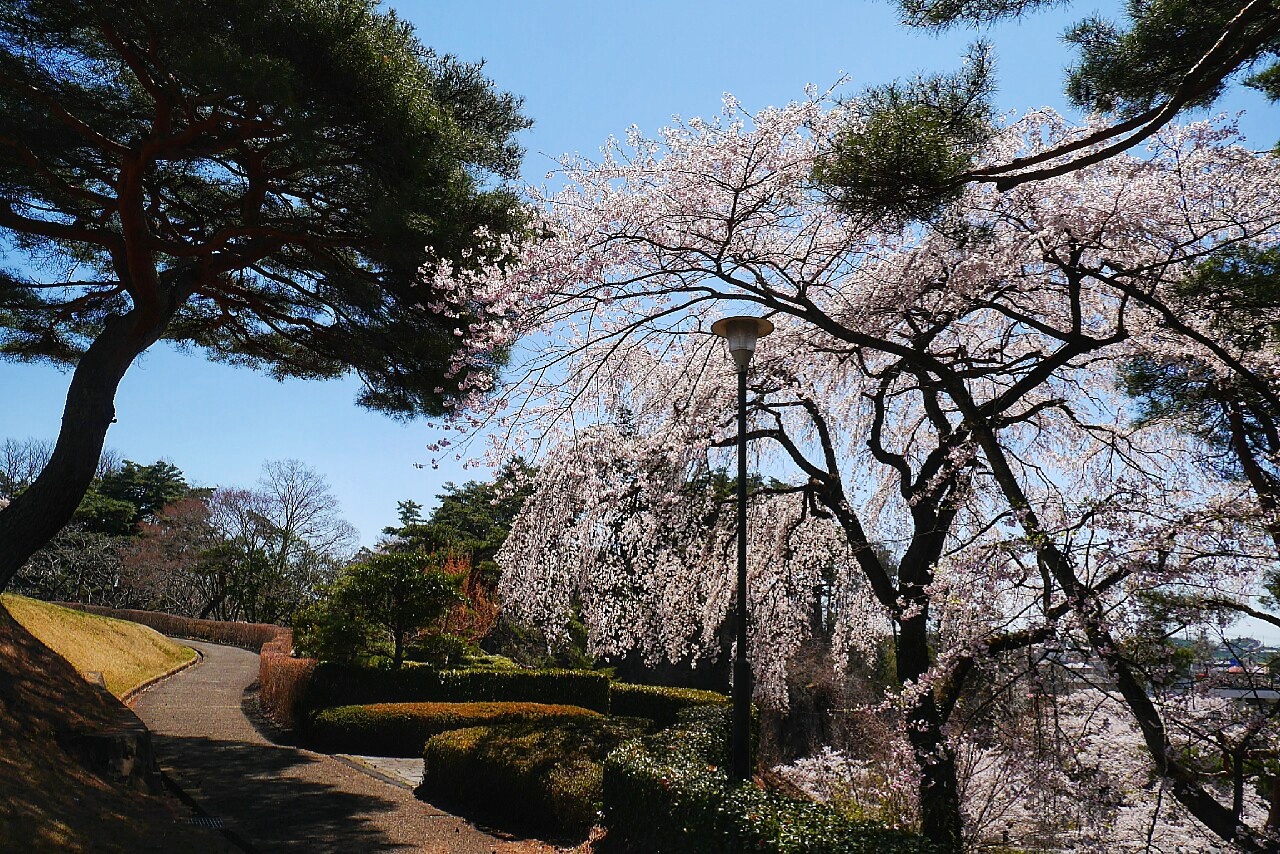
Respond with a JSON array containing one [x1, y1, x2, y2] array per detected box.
[[331, 754, 417, 791], [123, 645, 203, 706]]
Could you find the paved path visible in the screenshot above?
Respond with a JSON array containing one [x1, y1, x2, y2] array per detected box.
[[131, 639, 554, 853]]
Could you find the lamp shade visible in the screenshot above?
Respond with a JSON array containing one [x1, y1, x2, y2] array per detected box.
[[712, 316, 775, 369]]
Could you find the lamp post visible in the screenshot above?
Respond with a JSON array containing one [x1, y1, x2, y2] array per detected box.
[[711, 315, 774, 782]]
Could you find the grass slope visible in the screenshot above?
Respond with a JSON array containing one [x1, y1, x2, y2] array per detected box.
[[1, 594, 195, 698], [0, 601, 234, 852]]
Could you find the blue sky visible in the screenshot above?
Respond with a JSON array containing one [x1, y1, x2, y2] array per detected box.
[[4, 0, 1279, 550]]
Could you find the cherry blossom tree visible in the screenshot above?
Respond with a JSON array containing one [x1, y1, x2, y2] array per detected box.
[[434, 91, 1280, 849], [775, 687, 1266, 852]]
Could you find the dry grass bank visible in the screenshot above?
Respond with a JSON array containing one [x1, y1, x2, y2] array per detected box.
[[1, 594, 194, 698], [0, 599, 233, 852]]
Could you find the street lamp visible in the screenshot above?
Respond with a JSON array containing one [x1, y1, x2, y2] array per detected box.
[[711, 315, 774, 782]]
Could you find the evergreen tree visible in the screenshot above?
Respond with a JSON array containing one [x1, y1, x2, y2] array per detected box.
[[388, 458, 535, 570], [1123, 246, 1280, 625], [0, 0, 530, 590], [823, 1, 1280, 221], [94, 460, 189, 528]]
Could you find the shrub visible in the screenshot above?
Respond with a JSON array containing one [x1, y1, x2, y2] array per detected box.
[[602, 708, 932, 853], [307, 701, 601, 757], [609, 682, 729, 727], [302, 663, 610, 714], [435, 554, 500, 643], [420, 718, 648, 837], [58, 603, 278, 650], [293, 596, 381, 666], [259, 630, 317, 730]]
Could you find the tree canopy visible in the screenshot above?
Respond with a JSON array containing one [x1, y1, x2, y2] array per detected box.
[[822, 0, 1280, 221], [0, 0, 530, 588], [297, 551, 461, 668], [10, 453, 355, 622], [383, 458, 535, 570], [69, 459, 189, 535]]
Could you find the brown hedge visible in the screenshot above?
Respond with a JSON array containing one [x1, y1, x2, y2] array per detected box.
[[259, 630, 317, 730], [56, 603, 279, 650], [307, 701, 601, 757]]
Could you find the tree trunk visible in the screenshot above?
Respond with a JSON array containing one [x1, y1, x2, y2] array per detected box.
[[199, 587, 229, 621], [1083, 614, 1276, 851], [393, 629, 405, 668], [1266, 775, 1280, 833], [897, 611, 964, 852], [0, 283, 190, 591]]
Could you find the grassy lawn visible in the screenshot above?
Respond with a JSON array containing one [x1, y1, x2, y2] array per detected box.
[[1, 594, 195, 698]]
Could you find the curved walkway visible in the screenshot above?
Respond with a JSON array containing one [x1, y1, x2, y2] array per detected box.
[[131, 639, 552, 853]]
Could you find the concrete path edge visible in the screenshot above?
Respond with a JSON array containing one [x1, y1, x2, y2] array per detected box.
[[123, 645, 203, 705]]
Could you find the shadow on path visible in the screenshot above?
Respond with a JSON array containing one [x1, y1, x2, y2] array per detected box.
[[133, 638, 525, 853], [240, 681, 301, 748], [157, 732, 415, 852]]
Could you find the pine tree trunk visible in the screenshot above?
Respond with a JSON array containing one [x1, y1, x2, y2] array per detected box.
[[0, 292, 187, 591]]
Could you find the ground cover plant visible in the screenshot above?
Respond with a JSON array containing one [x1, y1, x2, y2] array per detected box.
[[603, 708, 931, 853], [307, 701, 602, 757], [608, 682, 728, 728], [420, 717, 649, 838], [3, 594, 193, 698], [403, 633, 519, 670]]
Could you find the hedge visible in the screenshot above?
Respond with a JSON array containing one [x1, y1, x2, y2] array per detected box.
[[259, 630, 317, 730], [609, 682, 728, 727], [307, 701, 601, 756], [602, 708, 933, 853], [302, 662, 610, 713], [58, 603, 280, 650], [420, 718, 648, 837]]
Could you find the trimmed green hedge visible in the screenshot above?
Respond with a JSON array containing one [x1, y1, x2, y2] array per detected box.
[[302, 662, 610, 714], [609, 682, 728, 727], [307, 701, 601, 756], [403, 635, 519, 671], [421, 718, 649, 837], [602, 708, 933, 853]]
